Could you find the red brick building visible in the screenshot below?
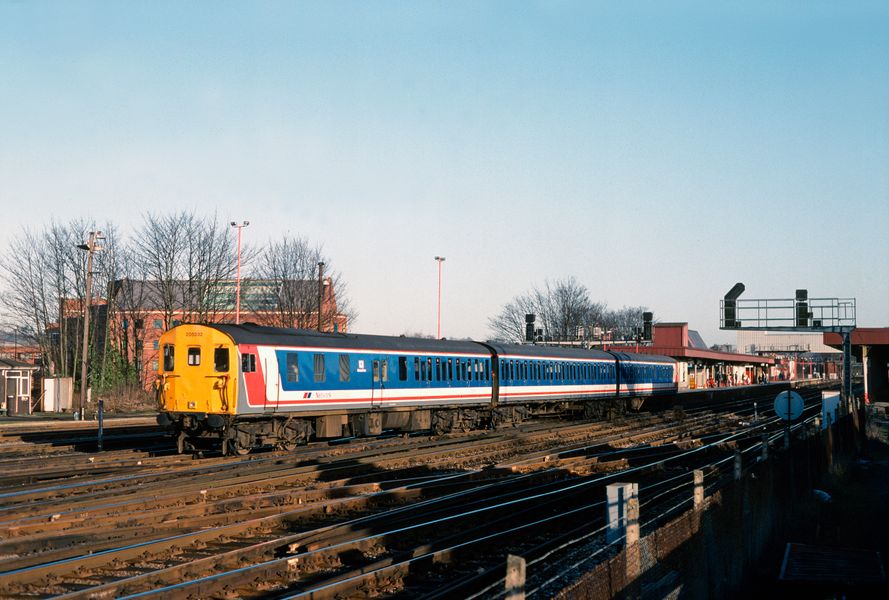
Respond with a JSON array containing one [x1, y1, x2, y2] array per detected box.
[[60, 278, 347, 389]]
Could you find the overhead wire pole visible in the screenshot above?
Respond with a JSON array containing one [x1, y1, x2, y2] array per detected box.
[[317, 261, 325, 332], [230, 221, 249, 324], [76, 231, 104, 421], [434, 256, 445, 338]]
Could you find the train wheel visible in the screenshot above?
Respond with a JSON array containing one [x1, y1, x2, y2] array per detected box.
[[233, 444, 251, 456]]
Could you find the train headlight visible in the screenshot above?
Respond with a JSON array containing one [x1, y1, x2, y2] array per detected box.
[[188, 401, 196, 409]]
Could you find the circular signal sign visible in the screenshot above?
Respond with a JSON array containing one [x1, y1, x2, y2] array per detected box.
[[774, 390, 804, 421]]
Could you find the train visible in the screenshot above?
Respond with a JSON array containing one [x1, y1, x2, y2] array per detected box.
[[155, 323, 678, 454]]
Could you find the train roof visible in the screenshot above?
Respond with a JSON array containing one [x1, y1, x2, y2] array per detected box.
[[484, 342, 615, 361], [485, 343, 676, 364], [208, 323, 489, 355], [609, 351, 676, 364]]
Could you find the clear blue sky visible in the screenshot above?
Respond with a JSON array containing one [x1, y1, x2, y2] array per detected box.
[[1, 1, 887, 344]]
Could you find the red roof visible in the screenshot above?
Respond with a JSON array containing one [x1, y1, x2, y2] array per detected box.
[[607, 344, 774, 365], [823, 327, 889, 348]]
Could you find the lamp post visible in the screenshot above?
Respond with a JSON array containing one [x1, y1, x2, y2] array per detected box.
[[434, 256, 445, 339], [230, 221, 249, 324], [76, 231, 104, 421]]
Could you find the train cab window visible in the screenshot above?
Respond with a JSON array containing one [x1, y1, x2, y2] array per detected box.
[[285, 353, 299, 382], [313, 354, 325, 383], [214, 348, 229, 372], [163, 345, 174, 371], [339, 355, 350, 382], [187, 347, 201, 366], [242, 353, 256, 373], [399, 357, 408, 381]]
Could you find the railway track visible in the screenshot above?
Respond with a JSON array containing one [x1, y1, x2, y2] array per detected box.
[[0, 386, 832, 599]]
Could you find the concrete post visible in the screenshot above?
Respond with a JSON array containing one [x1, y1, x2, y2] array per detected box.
[[505, 554, 525, 600], [862, 345, 869, 405], [761, 433, 769, 461], [626, 493, 641, 583], [606, 482, 639, 544], [693, 469, 704, 507], [734, 451, 743, 480]]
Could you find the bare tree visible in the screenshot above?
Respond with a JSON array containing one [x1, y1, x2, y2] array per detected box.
[[0, 219, 114, 382], [535, 278, 595, 341], [249, 235, 355, 331], [133, 212, 190, 328], [488, 278, 649, 344], [182, 214, 239, 322], [487, 292, 538, 343], [601, 305, 648, 341], [132, 211, 239, 326]]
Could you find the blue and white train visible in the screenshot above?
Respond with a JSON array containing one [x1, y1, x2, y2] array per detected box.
[[156, 323, 677, 454]]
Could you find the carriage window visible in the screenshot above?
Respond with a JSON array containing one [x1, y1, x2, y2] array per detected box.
[[339, 354, 350, 382], [187, 347, 201, 366], [399, 356, 408, 381], [214, 348, 229, 372], [286, 352, 300, 382], [382, 360, 389, 382], [314, 354, 325, 383], [242, 353, 256, 373], [414, 357, 420, 380], [163, 345, 174, 371], [373, 360, 380, 383], [436, 357, 442, 381], [484, 360, 490, 381], [448, 358, 454, 380], [467, 360, 473, 381], [427, 358, 433, 381], [420, 358, 428, 381]]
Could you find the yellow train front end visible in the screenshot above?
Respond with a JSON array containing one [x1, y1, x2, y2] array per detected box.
[[155, 324, 238, 452]]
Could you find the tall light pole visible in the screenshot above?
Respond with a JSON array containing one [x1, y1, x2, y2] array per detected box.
[[76, 231, 104, 420], [230, 221, 249, 324], [434, 256, 445, 339]]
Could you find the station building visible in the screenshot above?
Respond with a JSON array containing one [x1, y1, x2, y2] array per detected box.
[[608, 322, 774, 390], [50, 278, 348, 389], [736, 330, 844, 382]]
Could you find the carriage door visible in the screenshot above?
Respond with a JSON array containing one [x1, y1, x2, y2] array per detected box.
[[371, 358, 387, 408]]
